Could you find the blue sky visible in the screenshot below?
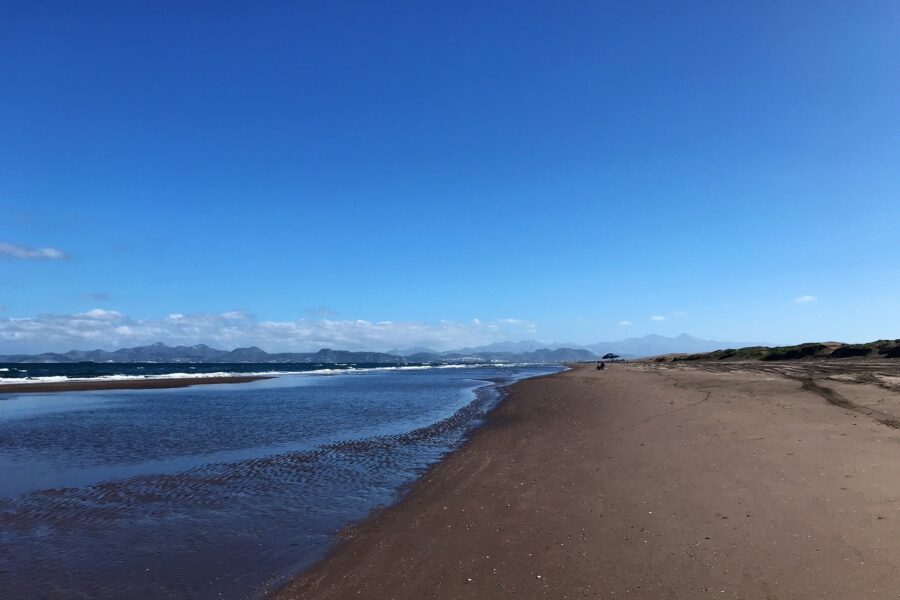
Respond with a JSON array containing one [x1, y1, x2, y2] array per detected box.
[[2, 1, 898, 352]]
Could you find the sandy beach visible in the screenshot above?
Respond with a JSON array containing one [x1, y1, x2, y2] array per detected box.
[[276, 360, 900, 599], [0, 375, 271, 394]]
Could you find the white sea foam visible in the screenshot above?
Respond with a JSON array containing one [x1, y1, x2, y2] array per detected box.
[[0, 372, 241, 385]]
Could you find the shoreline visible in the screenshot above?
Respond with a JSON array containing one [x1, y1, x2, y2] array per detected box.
[[0, 375, 272, 394], [275, 360, 900, 598], [271, 365, 587, 598], [260, 365, 567, 596]]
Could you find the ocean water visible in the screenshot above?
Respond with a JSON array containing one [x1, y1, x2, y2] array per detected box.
[[0, 364, 560, 599], [0, 361, 435, 384]]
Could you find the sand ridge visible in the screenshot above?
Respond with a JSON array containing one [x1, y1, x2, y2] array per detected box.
[[0, 375, 271, 394]]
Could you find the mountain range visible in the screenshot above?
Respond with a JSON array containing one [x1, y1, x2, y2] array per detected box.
[[0, 334, 747, 364], [393, 334, 753, 361], [0, 343, 402, 365]]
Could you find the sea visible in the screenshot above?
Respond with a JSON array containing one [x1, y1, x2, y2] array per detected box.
[[0, 362, 562, 599]]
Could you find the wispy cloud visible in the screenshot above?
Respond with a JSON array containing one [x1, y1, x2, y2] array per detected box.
[[82, 308, 122, 318], [793, 295, 817, 303], [497, 318, 537, 332], [0, 242, 68, 260], [651, 315, 666, 321], [86, 292, 111, 302], [670, 310, 688, 317], [221, 310, 250, 320], [0, 310, 541, 353], [305, 306, 337, 318], [618, 320, 632, 326]]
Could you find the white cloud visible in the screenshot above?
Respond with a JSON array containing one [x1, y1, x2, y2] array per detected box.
[[0, 310, 541, 353], [79, 309, 123, 319], [794, 295, 817, 303], [221, 311, 249, 320], [618, 320, 632, 326], [651, 315, 666, 321], [0, 242, 68, 260]]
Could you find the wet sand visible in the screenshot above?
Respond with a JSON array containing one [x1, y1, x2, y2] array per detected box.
[[0, 375, 271, 394], [276, 360, 900, 599]]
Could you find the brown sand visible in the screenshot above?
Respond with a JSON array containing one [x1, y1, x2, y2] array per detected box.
[[276, 361, 900, 599], [0, 375, 271, 394]]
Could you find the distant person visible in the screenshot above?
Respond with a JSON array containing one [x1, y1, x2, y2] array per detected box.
[[596, 361, 605, 370]]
